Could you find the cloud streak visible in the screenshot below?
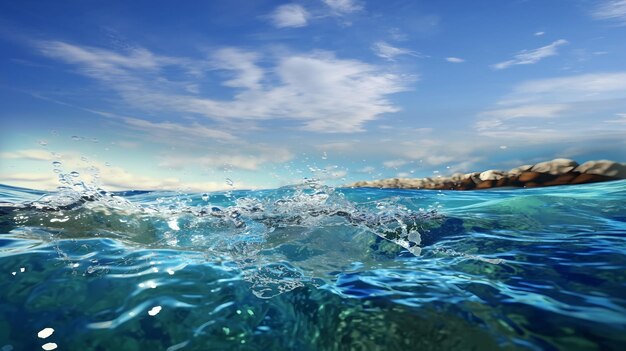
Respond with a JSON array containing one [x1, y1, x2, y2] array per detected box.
[[492, 39, 568, 70], [592, 0, 626, 24], [268, 4, 309, 28], [372, 41, 425, 61], [445, 57, 465, 63], [37, 41, 410, 133], [476, 72, 626, 140], [323, 0, 363, 14]]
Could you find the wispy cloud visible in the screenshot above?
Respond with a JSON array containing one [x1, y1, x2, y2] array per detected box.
[[0, 150, 249, 191], [476, 72, 626, 139], [122, 117, 237, 142], [268, 4, 309, 28], [501, 72, 626, 105], [604, 113, 626, 124], [372, 41, 425, 61], [323, 0, 363, 14], [212, 48, 264, 90], [445, 57, 465, 63], [37, 41, 410, 133], [476, 104, 570, 131], [0, 149, 53, 161], [592, 0, 626, 24], [382, 159, 409, 168], [534, 31, 545, 36], [492, 39, 568, 70], [158, 147, 293, 171]]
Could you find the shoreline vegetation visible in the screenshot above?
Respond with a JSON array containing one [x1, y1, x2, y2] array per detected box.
[[348, 159, 626, 190]]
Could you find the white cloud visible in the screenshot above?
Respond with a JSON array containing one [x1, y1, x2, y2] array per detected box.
[[396, 139, 480, 167], [0, 149, 53, 161], [445, 57, 465, 63], [492, 39, 568, 70], [534, 31, 545, 36], [605, 113, 626, 124], [323, 0, 363, 14], [502, 72, 626, 105], [212, 48, 264, 90], [476, 72, 626, 140], [122, 117, 237, 142], [158, 148, 293, 171], [476, 104, 570, 131], [268, 4, 309, 28], [372, 41, 424, 61], [0, 150, 249, 191], [592, 0, 626, 24], [357, 166, 376, 173], [383, 159, 409, 168], [37, 42, 409, 133]]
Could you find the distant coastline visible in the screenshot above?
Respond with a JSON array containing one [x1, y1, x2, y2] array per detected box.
[[348, 159, 626, 190]]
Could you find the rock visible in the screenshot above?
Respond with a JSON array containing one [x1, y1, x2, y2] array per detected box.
[[570, 173, 617, 185], [542, 173, 578, 186], [518, 171, 543, 183], [530, 158, 578, 175], [495, 177, 510, 187], [509, 165, 533, 175], [476, 180, 495, 189], [574, 160, 626, 179], [479, 170, 505, 181], [464, 172, 481, 184], [450, 173, 465, 181], [347, 158, 623, 191]]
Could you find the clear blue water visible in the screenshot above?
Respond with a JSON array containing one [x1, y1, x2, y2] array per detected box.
[[1, 180, 625, 350]]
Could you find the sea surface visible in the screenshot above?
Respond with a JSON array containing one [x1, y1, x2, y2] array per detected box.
[[1, 179, 625, 350]]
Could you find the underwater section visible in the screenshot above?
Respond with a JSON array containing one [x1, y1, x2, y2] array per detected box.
[[1, 179, 626, 350]]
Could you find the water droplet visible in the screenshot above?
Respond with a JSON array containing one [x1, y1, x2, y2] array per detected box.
[[71, 136, 81, 141], [80, 156, 88, 162], [104, 162, 111, 167], [202, 193, 209, 201], [52, 161, 62, 168], [42, 343, 57, 351], [322, 152, 328, 160], [37, 328, 54, 339], [148, 306, 162, 316], [69, 171, 80, 178], [225, 178, 234, 187], [39, 140, 48, 147]]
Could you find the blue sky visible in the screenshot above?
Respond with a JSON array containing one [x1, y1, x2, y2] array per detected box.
[[1, 0, 625, 191]]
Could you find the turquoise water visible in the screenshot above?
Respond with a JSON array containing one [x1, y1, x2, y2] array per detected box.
[[1, 180, 626, 350]]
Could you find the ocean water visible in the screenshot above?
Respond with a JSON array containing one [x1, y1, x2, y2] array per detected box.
[[1, 179, 625, 350]]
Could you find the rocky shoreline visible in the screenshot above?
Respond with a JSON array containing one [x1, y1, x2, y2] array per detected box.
[[348, 159, 626, 190]]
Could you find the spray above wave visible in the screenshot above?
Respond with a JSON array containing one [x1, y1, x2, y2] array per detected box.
[[2, 168, 444, 297]]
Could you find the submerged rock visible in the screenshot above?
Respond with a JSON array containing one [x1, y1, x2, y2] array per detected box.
[[348, 158, 626, 191]]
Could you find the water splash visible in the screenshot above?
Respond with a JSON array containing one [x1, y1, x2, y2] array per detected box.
[[2, 172, 445, 298]]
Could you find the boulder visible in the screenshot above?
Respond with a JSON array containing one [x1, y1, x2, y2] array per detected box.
[[449, 173, 465, 181], [464, 172, 482, 184], [531, 158, 579, 175], [574, 160, 626, 179], [518, 171, 543, 183], [570, 173, 616, 184], [509, 165, 533, 175], [476, 180, 495, 189], [479, 170, 506, 181]]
